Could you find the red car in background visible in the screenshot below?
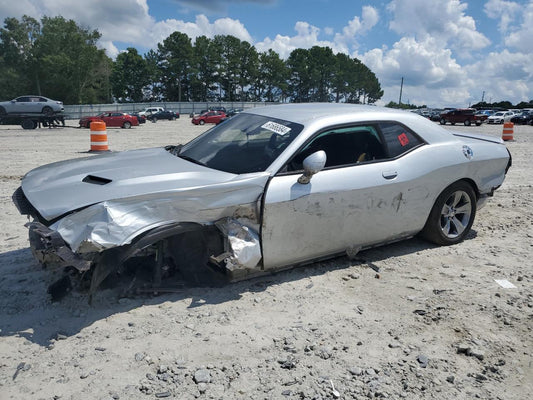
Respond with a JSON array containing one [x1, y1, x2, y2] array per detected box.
[[191, 110, 226, 125], [79, 112, 139, 129]]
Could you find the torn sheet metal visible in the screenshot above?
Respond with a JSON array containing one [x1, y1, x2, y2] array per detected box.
[[215, 218, 262, 270], [44, 174, 268, 253]]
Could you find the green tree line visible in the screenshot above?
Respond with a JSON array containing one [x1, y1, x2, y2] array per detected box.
[[0, 15, 383, 105]]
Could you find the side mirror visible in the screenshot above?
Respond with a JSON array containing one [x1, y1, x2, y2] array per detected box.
[[298, 150, 326, 184]]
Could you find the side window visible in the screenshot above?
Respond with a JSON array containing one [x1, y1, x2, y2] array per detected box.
[[379, 122, 423, 158], [287, 125, 386, 171]]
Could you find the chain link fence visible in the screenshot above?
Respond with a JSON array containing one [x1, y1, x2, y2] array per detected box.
[[63, 102, 277, 120]]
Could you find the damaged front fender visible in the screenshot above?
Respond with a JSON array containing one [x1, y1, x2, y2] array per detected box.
[[27, 222, 92, 272]]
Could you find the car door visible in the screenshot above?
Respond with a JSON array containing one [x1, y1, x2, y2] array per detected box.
[[100, 113, 117, 127], [11, 97, 30, 113], [205, 112, 217, 123], [261, 122, 429, 270]]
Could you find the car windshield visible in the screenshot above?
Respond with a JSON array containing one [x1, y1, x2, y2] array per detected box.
[[178, 113, 303, 174]]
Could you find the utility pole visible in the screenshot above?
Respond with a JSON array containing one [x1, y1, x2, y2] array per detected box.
[[398, 77, 404, 106]]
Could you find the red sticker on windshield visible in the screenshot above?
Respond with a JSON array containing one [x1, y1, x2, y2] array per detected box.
[[398, 133, 409, 146]]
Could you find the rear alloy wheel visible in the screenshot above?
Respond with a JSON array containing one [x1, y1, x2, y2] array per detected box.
[[123, 121, 132, 129], [421, 181, 476, 246], [440, 119, 446, 125], [464, 119, 471, 126], [42, 106, 53, 116]]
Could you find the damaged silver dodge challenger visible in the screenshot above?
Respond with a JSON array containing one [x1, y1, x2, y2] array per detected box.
[[13, 103, 511, 298]]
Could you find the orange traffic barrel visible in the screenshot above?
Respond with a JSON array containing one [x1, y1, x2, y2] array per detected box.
[[89, 120, 110, 152], [502, 122, 514, 141]]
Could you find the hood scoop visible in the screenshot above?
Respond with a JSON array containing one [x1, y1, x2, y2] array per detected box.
[[82, 175, 112, 185]]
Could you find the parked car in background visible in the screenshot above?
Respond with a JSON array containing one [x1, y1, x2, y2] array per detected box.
[[510, 110, 533, 125], [13, 103, 511, 298], [429, 109, 444, 121], [0, 95, 64, 116], [190, 107, 227, 118], [487, 111, 515, 124], [476, 109, 495, 116], [130, 113, 146, 124], [439, 108, 487, 126], [79, 112, 139, 129], [138, 107, 164, 116], [191, 110, 227, 125], [226, 108, 244, 117], [146, 110, 180, 122]]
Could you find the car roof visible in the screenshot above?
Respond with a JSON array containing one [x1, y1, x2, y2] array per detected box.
[[242, 103, 458, 146], [242, 103, 411, 125]]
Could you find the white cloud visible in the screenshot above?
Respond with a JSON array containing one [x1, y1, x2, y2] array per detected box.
[[255, 21, 334, 58], [465, 49, 533, 102], [387, 0, 490, 52], [151, 14, 253, 46], [333, 6, 379, 53], [361, 37, 464, 87], [503, 2, 533, 53], [484, 0, 522, 33], [255, 7, 379, 58], [0, 1, 39, 21]]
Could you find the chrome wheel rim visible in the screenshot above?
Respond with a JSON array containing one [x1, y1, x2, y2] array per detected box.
[[439, 190, 472, 238]]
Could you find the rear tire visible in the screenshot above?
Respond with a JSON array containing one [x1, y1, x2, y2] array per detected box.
[[440, 119, 446, 125], [123, 121, 132, 129], [0, 106, 6, 116], [421, 181, 476, 246], [21, 119, 37, 129], [464, 119, 471, 126]]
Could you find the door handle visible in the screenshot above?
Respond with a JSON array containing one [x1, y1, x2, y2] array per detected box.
[[382, 171, 398, 179]]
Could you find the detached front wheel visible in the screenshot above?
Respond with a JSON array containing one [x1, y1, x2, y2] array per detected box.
[[421, 181, 476, 245]]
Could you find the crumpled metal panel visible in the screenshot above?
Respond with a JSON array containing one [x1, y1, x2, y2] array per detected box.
[[50, 175, 269, 253]]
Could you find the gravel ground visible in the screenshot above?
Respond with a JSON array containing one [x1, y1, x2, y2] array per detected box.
[[0, 116, 531, 400]]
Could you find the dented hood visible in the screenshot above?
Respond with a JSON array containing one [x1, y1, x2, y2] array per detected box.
[[21, 147, 260, 222]]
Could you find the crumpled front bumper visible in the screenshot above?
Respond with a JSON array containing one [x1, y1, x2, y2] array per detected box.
[[27, 221, 92, 272]]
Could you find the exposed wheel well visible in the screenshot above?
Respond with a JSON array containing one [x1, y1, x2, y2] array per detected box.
[[88, 223, 225, 296]]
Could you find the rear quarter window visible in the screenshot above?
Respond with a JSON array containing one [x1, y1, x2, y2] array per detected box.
[[379, 122, 424, 158]]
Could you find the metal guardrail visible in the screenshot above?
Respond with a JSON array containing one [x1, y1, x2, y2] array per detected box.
[[63, 102, 277, 120]]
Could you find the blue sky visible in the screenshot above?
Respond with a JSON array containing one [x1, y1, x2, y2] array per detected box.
[[1, 0, 532, 107]]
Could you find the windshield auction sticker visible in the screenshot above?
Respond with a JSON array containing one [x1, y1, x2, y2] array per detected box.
[[261, 121, 292, 136]]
